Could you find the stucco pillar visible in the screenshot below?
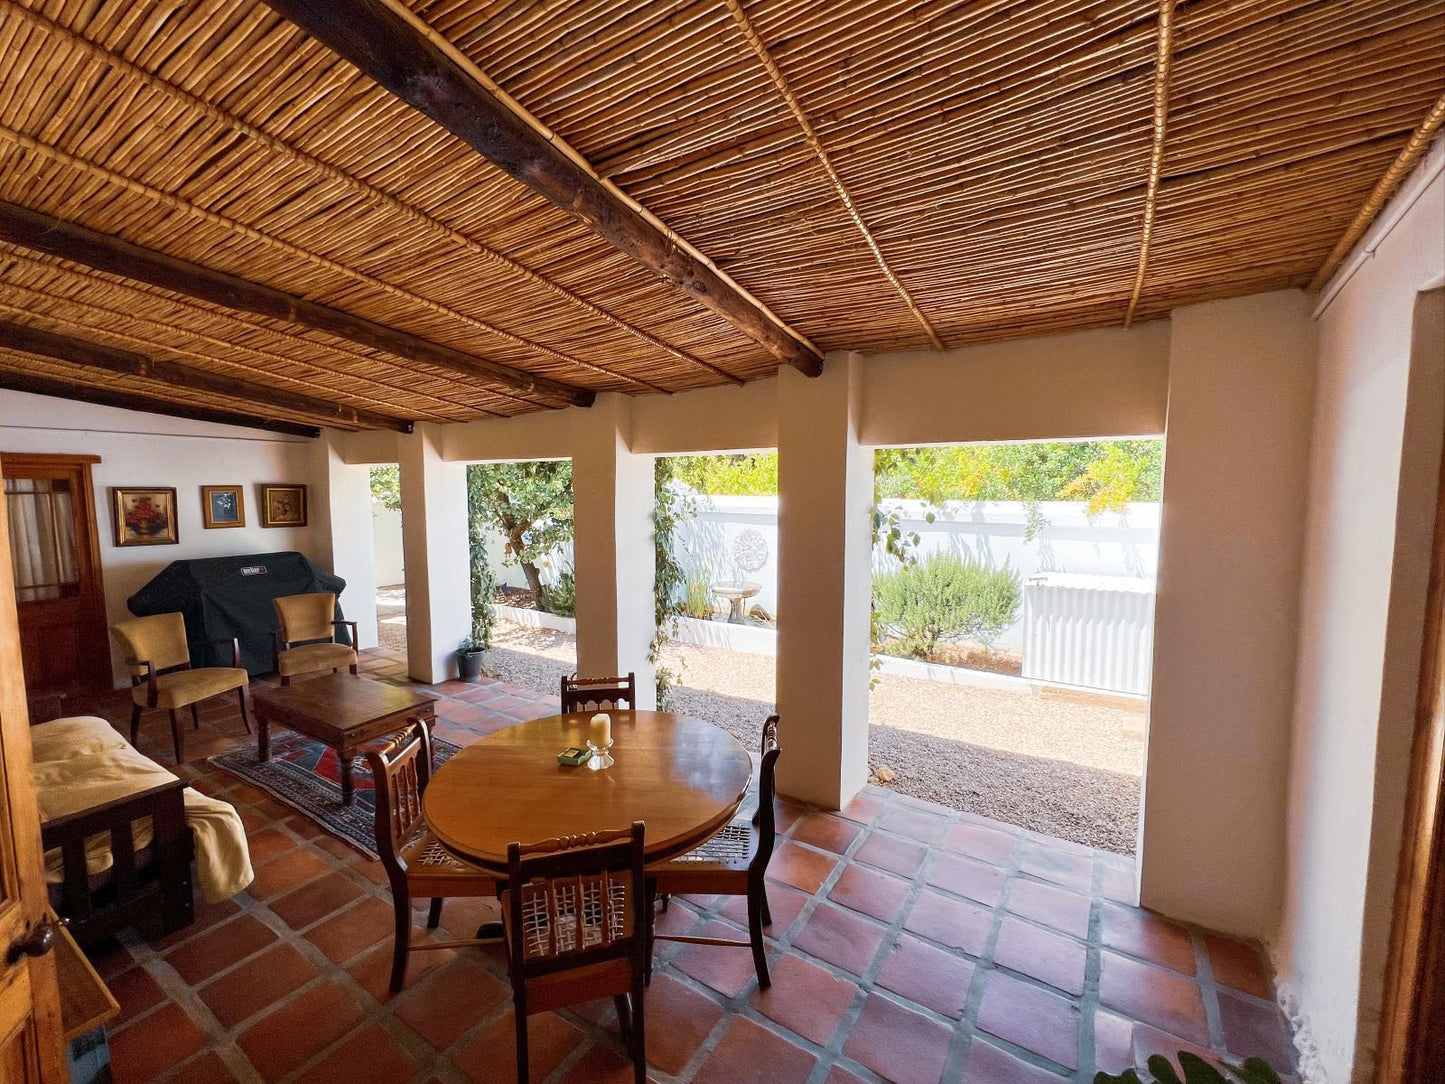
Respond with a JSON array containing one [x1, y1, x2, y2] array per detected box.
[[775, 354, 873, 808], [313, 432, 379, 649], [398, 423, 470, 683], [571, 395, 657, 707]]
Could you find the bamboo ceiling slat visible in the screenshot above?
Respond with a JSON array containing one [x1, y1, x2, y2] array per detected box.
[[0, 0, 1437, 425]]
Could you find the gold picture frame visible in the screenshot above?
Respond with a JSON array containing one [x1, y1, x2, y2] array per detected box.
[[259, 484, 308, 528], [111, 487, 179, 547], [201, 485, 245, 529]]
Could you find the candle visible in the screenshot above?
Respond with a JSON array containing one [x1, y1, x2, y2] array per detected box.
[[590, 712, 611, 748]]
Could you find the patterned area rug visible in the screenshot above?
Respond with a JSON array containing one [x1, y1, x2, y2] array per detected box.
[[209, 730, 462, 860]]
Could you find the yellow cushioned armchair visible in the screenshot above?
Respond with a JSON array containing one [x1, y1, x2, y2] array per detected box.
[[111, 611, 252, 763], [272, 592, 358, 685]]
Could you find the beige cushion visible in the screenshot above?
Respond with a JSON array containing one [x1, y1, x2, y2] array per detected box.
[[277, 641, 357, 677], [111, 612, 190, 673], [132, 667, 248, 709], [274, 592, 338, 643]]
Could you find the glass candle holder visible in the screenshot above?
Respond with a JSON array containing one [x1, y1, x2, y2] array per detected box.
[[586, 735, 614, 770]]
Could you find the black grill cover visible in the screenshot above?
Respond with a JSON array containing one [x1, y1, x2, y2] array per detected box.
[[127, 552, 348, 676]]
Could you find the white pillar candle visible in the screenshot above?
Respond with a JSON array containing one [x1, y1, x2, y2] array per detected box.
[[590, 712, 611, 747]]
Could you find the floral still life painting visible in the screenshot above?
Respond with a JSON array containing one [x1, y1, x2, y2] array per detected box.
[[112, 487, 179, 546]]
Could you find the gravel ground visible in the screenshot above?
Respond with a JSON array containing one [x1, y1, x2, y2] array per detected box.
[[484, 621, 1142, 853], [376, 585, 407, 653]]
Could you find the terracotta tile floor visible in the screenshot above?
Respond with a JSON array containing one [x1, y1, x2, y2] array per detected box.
[[60, 648, 1296, 1083]]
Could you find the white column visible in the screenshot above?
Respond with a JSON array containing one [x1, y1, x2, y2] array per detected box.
[[312, 432, 379, 649], [398, 423, 470, 683], [571, 395, 657, 707], [774, 354, 873, 808]]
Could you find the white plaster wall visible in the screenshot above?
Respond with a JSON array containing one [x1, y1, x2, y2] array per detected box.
[[1277, 156, 1445, 1084], [0, 391, 326, 685], [372, 506, 404, 585], [1141, 290, 1318, 940]]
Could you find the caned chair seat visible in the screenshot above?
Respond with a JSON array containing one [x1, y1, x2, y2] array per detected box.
[[276, 641, 357, 678], [653, 820, 757, 878], [399, 829, 497, 895], [131, 667, 249, 710]]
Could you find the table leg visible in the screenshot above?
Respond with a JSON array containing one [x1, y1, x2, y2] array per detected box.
[[258, 715, 270, 761], [340, 754, 354, 805]]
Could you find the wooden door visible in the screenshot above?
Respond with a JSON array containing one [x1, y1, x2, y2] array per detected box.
[[0, 455, 106, 697], [0, 469, 70, 1082]]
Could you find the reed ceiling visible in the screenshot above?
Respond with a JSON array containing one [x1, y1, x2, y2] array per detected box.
[[0, 0, 1440, 431]]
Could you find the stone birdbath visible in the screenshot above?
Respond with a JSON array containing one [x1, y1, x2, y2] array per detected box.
[[711, 580, 761, 624]]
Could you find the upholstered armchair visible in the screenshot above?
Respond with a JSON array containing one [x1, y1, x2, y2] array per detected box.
[[111, 611, 251, 763], [271, 592, 358, 685]]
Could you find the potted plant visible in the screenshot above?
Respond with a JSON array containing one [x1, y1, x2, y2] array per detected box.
[[1096, 1053, 1282, 1084], [456, 636, 486, 680]]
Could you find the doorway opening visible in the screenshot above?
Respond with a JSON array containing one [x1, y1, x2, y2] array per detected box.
[[867, 439, 1164, 857], [368, 464, 407, 655]]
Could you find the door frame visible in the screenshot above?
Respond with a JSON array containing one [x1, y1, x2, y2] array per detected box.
[[0, 454, 107, 696]]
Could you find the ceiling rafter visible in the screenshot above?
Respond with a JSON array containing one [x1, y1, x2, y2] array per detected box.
[[0, 319, 412, 432], [1, 2, 744, 388], [260, 0, 825, 376], [0, 366, 321, 438], [0, 123, 656, 396], [1125, 0, 1177, 329], [1310, 90, 1445, 291], [720, 0, 945, 351], [0, 200, 596, 410]]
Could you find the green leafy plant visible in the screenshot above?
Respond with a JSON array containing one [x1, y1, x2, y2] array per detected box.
[[1095, 1052, 1282, 1084], [538, 569, 576, 617], [652, 458, 700, 706], [685, 573, 714, 619], [873, 553, 1021, 660], [671, 452, 778, 496], [369, 464, 402, 511], [466, 501, 494, 652], [467, 461, 574, 602]]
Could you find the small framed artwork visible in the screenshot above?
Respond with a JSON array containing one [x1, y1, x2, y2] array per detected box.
[[201, 485, 245, 529], [259, 484, 308, 528], [111, 487, 179, 547]]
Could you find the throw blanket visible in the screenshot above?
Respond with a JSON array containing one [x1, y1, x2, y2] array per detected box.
[[31, 716, 254, 904]]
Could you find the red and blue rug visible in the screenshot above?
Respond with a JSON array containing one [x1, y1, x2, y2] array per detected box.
[[209, 730, 463, 860]]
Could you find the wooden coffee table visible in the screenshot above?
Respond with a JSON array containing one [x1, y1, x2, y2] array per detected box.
[[252, 674, 438, 805]]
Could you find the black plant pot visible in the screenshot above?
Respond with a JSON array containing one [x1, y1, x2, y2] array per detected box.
[[457, 649, 485, 681]]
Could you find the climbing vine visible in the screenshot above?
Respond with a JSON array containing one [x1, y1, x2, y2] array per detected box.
[[651, 457, 698, 707]]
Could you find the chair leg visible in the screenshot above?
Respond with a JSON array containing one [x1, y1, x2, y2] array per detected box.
[[513, 987, 530, 1084], [389, 893, 411, 993], [761, 886, 772, 927], [427, 898, 443, 929], [630, 985, 646, 1084], [644, 886, 656, 987], [168, 708, 184, 763], [612, 994, 632, 1045], [190, 703, 200, 730], [281, 675, 291, 687], [747, 883, 771, 989], [129, 703, 142, 746], [350, 663, 359, 675], [237, 687, 253, 734]]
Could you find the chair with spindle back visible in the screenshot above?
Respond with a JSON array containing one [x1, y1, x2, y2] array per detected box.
[[366, 726, 500, 992], [503, 822, 649, 1084], [560, 672, 635, 712], [648, 715, 781, 987]]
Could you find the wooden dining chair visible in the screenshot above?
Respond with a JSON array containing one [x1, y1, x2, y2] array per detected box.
[[560, 672, 635, 712], [110, 611, 251, 763], [649, 715, 781, 987], [366, 725, 501, 992], [272, 592, 358, 685], [503, 822, 649, 1084]]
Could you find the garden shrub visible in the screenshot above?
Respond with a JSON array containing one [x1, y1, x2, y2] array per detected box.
[[539, 570, 576, 617], [873, 553, 1021, 659]]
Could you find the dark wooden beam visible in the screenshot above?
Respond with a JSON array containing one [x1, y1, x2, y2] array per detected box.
[[261, 0, 824, 378], [0, 320, 414, 433], [0, 368, 321, 438], [0, 200, 595, 408]]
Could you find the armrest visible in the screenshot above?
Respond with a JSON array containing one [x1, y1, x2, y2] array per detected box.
[[124, 658, 158, 708], [40, 778, 189, 841], [207, 637, 242, 668], [332, 620, 359, 648]]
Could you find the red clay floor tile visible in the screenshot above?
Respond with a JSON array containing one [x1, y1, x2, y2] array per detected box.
[[945, 823, 1018, 866], [1206, 935, 1274, 1000], [718, 883, 808, 936], [855, 830, 930, 878], [395, 957, 510, 1049], [198, 942, 321, 1028], [668, 920, 765, 997], [1218, 990, 1295, 1068], [793, 903, 888, 976], [109, 1001, 208, 1082], [926, 853, 1007, 907], [163, 913, 278, 985], [643, 973, 725, 1075], [975, 971, 1079, 1069], [768, 842, 842, 894], [876, 934, 976, 1018], [1017, 843, 1094, 891], [268, 870, 367, 930], [1098, 951, 1210, 1046], [991, 916, 1087, 996], [1007, 879, 1091, 938], [1100, 902, 1196, 974], [842, 993, 953, 1084], [792, 813, 864, 854], [878, 805, 951, 845], [304, 895, 396, 962], [751, 953, 858, 1045], [455, 1010, 582, 1084], [903, 889, 993, 956], [295, 1023, 420, 1084], [963, 1038, 1071, 1083], [106, 965, 166, 1028], [237, 982, 368, 1080], [828, 863, 912, 922], [693, 1016, 817, 1084], [167, 1051, 240, 1084]]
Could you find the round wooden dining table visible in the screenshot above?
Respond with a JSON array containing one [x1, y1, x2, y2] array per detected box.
[[423, 710, 754, 872]]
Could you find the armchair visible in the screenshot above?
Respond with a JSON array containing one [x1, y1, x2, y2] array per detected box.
[[271, 592, 358, 685]]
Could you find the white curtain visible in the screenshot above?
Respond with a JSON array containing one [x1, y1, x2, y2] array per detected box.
[[6, 479, 78, 602]]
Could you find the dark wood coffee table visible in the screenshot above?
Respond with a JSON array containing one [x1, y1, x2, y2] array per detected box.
[[252, 674, 438, 804]]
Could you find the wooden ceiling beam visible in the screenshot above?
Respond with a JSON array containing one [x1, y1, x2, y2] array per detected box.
[[0, 200, 594, 409], [1125, 0, 1176, 329], [261, 0, 824, 378], [0, 368, 321, 438], [0, 320, 413, 433]]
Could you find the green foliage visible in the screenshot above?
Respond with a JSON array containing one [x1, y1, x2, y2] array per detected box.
[[538, 570, 576, 617], [1095, 1052, 1282, 1084], [874, 440, 1163, 510], [370, 464, 401, 511], [873, 553, 1021, 659], [467, 461, 573, 602], [651, 458, 700, 705], [671, 453, 778, 496], [466, 494, 494, 651], [685, 573, 714, 619]]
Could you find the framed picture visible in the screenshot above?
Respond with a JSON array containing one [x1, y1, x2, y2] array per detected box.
[[201, 485, 245, 529], [111, 487, 179, 547], [259, 484, 308, 528]]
